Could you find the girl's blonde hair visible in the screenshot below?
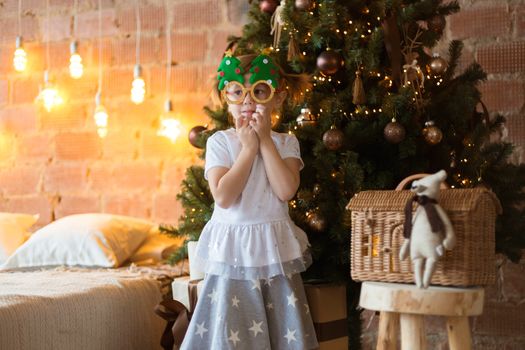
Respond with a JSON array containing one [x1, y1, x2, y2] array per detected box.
[[210, 54, 311, 107]]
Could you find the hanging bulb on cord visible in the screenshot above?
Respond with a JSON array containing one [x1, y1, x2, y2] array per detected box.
[[35, 70, 63, 112], [13, 36, 27, 72], [157, 99, 182, 143], [93, 92, 108, 138], [69, 41, 83, 79], [130, 64, 145, 104]]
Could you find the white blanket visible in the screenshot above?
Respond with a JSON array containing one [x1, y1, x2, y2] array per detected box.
[[0, 265, 183, 350]]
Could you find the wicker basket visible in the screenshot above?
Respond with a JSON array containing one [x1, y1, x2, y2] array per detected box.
[[346, 185, 502, 287]]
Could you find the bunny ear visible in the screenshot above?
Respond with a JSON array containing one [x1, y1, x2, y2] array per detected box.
[[437, 169, 447, 180]]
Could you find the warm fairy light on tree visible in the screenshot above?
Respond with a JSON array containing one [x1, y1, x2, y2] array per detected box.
[[13, 36, 27, 72]]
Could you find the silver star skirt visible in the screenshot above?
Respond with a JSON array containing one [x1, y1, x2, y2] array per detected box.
[[179, 274, 319, 350]]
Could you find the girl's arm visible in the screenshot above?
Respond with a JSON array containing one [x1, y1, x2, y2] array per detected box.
[[208, 118, 258, 209], [207, 148, 257, 208], [258, 138, 301, 201]]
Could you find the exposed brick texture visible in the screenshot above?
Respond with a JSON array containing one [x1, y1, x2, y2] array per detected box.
[[449, 5, 511, 39]]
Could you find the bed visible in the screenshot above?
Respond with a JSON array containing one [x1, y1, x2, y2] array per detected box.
[[0, 264, 182, 350], [0, 213, 186, 350]]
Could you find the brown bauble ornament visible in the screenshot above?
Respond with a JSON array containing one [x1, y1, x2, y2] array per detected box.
[[316, 50, 343, 76], [307, 211, 326, 232], [188, 125, 207, 148], [295, 0, 312, 10], [427, 55, 448, 75], [423, 121, 443, 145], [322, 126, 344, 150], [384, 119, 406, 144], [313, 183, 321, 196], [259, 0, 278, 14], [428, 15, 446, 33]]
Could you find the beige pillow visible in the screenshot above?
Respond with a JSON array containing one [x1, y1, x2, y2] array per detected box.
[[128, 228, 183, 264], [2, 213, 153, 269], [0, 213, 39, 264]]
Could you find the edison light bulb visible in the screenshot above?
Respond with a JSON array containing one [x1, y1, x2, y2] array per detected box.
[[69, 41, 83, 79], [130, 64, 145, 104], [13, 36, 27, 72], [93, 93, 109, 138], [35, 71, 63, 112], [157, 99, 182, 143]]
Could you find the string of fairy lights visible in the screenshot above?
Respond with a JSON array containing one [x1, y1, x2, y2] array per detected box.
[[11, 0, 183, 142]]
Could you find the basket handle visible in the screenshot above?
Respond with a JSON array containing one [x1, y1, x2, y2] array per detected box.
[[395, 173, 449, 191]]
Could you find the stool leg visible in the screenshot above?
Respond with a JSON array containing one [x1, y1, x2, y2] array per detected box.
[[400, 314, 426, 350], [377, 311, 399, 350], [447, 316, 471, 350]]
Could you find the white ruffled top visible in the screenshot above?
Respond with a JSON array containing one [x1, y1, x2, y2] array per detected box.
[[194, 128, 311, 280]]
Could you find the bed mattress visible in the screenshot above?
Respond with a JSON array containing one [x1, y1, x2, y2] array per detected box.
[[0, 264, 183, 350]]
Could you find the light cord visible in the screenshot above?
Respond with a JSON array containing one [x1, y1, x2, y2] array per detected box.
[[135, 0, 141, 65]]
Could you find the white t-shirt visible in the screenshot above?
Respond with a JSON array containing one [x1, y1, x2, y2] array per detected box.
[[193, 128, 311, 280], [204, 128, 304, 224]]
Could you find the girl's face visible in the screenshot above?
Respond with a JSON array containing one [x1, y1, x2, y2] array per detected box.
[[226, 73, 286, 128]]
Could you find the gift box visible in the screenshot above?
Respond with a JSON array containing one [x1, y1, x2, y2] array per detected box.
[[171, 276, 204, 310], [304, 283, 348, 350]]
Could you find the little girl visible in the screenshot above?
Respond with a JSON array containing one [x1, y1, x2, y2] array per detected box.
[[180, 51, 318, 350]]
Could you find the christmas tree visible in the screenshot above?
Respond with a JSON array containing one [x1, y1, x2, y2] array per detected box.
[[162, 1, 525, 347]]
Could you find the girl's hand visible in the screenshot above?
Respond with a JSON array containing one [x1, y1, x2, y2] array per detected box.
[[236, 116, 259, 154], [250, 105, 272, 142]]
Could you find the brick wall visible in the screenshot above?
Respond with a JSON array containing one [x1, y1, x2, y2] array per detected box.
[[0, 0, 247, 226], [0, 0, 523, 348], [362, 1, 525, 348]]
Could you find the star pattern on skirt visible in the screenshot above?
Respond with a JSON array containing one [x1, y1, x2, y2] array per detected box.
[[231, 295, 240, 308], [195, 322, 208, 338], [207, 288, 218, 304], [266, 302, 274, 310], [264, 278, 273, 287], [304, 303, 310, 314], [248, 320, 264, 337], [284, 328, 297, 344], [287, 292, 298, 308], [228, 329, 241, 347], [251, 279, 261, 291]]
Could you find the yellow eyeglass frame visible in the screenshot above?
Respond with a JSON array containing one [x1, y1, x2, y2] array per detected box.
[[221, 80, 275, 105]]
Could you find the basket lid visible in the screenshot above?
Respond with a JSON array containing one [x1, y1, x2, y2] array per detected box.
[[346, 188, 502, 214]]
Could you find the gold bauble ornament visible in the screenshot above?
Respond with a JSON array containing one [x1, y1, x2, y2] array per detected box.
[[422, 120, 443, 145], [322, 125, 344, 150], [384, 118, 406, 144], [307, 211, 326, 232], [427, 54, 448, 75]]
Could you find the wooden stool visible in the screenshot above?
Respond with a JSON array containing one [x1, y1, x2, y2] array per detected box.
[[359, 282, 484, 350]]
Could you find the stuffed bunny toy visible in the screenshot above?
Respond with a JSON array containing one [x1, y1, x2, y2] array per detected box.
[[399, 170, 456, 288]]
